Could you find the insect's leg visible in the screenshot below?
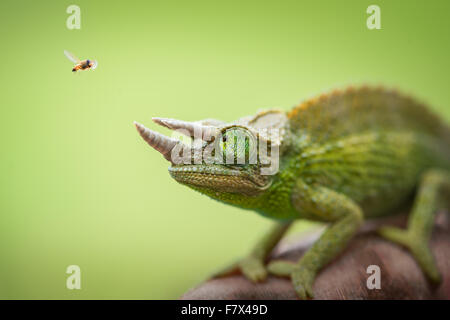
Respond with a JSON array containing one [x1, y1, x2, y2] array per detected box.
[[378, 169, 450, 283], [212, 221, 292, 282], [268, 180, 364, 299]]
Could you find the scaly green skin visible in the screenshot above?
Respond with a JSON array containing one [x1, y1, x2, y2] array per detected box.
[[136, 86, 450, 299]]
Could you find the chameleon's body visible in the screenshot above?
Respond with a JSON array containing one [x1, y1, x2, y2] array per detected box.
[[135, 87, 450, 299]]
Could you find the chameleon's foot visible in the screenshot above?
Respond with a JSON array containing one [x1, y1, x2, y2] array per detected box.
[[378, 169, 450, 284], [292, 266, 315, 299], [267, 260, 295, 276], [378, 227, 441, 283], [267, 260, 315, 299], [212, 222, 292, 283], [239, 256, 268, 282], [212, 256, 267, 282]]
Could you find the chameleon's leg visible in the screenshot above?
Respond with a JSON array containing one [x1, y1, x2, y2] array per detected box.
[[268, 180, 364, 299], [378, 169, 450, 283], [213, 221, 292, 282]]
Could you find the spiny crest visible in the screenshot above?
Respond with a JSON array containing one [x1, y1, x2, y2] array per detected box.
[[289, 86, 378, 119], [287, 86, 450, 146]]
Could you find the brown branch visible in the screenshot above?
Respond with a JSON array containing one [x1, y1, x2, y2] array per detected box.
[[181, 212, 450, 300]]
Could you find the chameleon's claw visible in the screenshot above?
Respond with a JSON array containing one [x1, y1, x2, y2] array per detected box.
[[292, 266, 315, 300], [378, 226, 442, 283], [268, 260, 315, 299], [239, 256, 267, 282]]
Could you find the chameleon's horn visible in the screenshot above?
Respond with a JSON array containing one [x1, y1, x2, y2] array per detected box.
[[152, 117, 217, 140], [134, 121, 181, 162]]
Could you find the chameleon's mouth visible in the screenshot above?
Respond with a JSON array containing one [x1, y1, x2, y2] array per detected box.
[[168, 164, 241, 176], [168, 164, 271, 195]]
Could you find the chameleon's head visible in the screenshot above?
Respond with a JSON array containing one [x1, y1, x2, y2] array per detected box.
[[134, 111, 288, 205]]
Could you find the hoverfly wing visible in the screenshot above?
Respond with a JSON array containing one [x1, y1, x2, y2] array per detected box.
[[91, 60, 98, 70], [64, 50, 80, 63]]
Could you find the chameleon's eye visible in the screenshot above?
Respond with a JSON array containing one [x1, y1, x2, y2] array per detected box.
[[219, 127, 256, 165]]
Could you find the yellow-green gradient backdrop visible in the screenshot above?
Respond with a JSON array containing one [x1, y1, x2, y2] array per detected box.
[[0, 0, 449, 299]]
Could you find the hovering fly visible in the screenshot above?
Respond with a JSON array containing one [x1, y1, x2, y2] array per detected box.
[[64, 50, 98, 72]]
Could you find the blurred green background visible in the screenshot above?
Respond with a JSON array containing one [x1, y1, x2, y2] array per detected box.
[[0, 0, 449, 299]]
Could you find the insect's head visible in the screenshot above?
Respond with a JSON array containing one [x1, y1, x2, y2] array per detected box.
[[88, 60, 98, 70]]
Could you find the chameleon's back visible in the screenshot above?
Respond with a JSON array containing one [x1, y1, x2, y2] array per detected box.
[[289, 87, 450, 147], [285, 87, 450, 218]]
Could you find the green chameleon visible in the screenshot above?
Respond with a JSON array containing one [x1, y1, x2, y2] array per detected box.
[[134, 86, 450, 299]]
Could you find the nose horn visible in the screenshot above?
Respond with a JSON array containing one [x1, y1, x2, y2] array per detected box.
[[134, 121, 180, 162]]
